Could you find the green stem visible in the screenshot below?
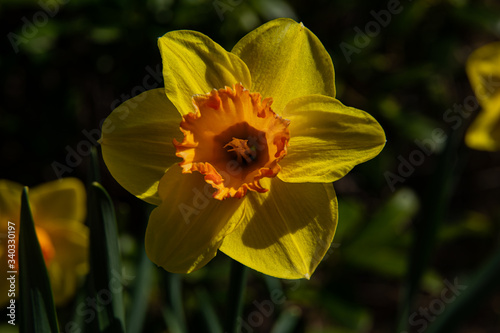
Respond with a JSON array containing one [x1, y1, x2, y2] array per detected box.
[[164, 272, 187, 332], [224, 259, 248, 333]]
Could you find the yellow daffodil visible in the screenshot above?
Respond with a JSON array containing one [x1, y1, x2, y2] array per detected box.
[[466, 41, 500, 151], [100, 18, 385, 279], [0, 178, 88, 305]]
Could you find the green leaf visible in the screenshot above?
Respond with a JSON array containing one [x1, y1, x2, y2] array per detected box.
[[162, 306, 185, 333], [19, 187, 59, 333], [224, 260, 248, 333], [89, 146, 101, 185], [397, 127, 466, 332], [87, 182, 126, 332], [263, 274, 284, 304], [195, 288, 223, 333], [270, 306, 301, 333], [345, 248, 407, 277], [349, 188, 419, 247], [343, 188, 419, 277], [162, 272, 187, 333], [127, 246, 154, 333], [331, 198, 365, 246], [437, 211, 491, 242], [68, 281, 88, 332]]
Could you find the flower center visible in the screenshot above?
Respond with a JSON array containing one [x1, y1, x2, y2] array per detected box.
[[174, 83, 290, 200], [224, 138, 257, 165]]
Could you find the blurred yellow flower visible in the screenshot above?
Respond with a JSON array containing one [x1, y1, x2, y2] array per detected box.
[[101, 18, 385, 279], [466, 41, 500, 151], [0, 178, 88, 305]]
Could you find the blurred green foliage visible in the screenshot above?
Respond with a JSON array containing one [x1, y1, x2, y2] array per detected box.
[[2, 0, 500, 332]]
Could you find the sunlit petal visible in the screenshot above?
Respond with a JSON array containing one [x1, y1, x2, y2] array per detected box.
[[159, 30, 251, 115], [232, 18, 335, 113], [220, 178, 337, 279], [145, 166, 245, 273], [279, 95, 386, 183]]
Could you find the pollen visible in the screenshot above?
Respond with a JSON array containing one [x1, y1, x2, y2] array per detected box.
[[174, 83, 290, 200]]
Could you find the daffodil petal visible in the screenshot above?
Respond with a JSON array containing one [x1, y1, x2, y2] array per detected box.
[[100, 88, 181, 205], [145, 166, 245, 273], [48, 262, 77, 305], [45, 222, 88, 305], [278, 95, 386, 183], [465, 103, 500, 151], [0, 180, 23, 306], [467, 41, 500, 107], [232, 18, 335, 113], [46, 221, 89, 269], [158, 30, 252, 115], [0, 179, 89, 306], [0, 179, 23, 224], [220, 178, 337, 279], [29, 178, 86, 224]]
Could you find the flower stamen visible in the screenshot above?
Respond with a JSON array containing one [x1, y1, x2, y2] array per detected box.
[[224, 137, 257, 165]]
